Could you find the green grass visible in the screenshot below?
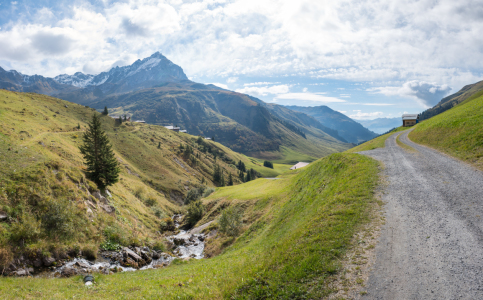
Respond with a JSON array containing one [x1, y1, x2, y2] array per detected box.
[[409, 95, 483, 170], [346, 127, 408, 153], [0, 153, 380, 299], [0, 90, 291, 260]]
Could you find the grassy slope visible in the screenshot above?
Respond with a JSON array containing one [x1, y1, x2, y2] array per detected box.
[[0, 153, 380, 299], [346, 127, 408, 153], [0, 90, 288, 257], [410, 95, 483, 170]]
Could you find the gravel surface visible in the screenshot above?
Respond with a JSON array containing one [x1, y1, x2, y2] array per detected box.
[[359, 130, 483, 299]]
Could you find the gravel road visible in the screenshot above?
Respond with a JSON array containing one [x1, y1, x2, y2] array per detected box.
[[359, 130, 483, 299]]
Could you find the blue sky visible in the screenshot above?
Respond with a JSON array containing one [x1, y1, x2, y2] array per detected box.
[[0, 0, 482, 120]]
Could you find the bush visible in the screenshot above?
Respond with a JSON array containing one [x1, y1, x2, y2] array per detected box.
[[263, 161, 274, 169], [152, 206, 165, 218], [202, 187, 215, 198], [144, 196, 156, 207], [160, 217, 175, 232], [219, 206, 242, 237], [0, 247, 13, 270], [10, 213, 41, 244], [40, 198, 76, 239], [152, 240, 166, 252], [82, 244, 98, 260], [184, 186, 207, 204], [186, 201, 205, 227], [134, 186, 145, 199], [103, 225, 128, 246]]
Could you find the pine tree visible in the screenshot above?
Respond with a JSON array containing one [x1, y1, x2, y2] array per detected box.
[[228, 173, 233, 186], [102, 106, 108, 115], [79, 114, 120, 192], [245, 171, 251, 182], [238, 170, 245, 182], [158, 142, 161, 149]]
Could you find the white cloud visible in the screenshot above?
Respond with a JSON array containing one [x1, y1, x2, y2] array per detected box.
[[302, 87, 308, 92], [244, 82, 282, 86], [227, 77, 238, 83], [362, 103, 394, 106], [236, 84, 290, 96], [0, 0, 481, 91], [349, 110, 384, 120], [211, 82, 229, 89], [339, 94, 350, 98], [274, 92, 346, 103], [369, 81, 452, 108]]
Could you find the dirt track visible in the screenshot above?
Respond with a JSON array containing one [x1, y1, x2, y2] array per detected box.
[[359, 130, 483, 299]]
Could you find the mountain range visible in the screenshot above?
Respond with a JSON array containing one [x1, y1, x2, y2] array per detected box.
[[284, 105, 378, 143], [0, 52, 379, 161]]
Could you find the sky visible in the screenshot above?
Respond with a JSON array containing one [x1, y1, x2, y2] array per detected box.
[[0, 0, 482, 120]]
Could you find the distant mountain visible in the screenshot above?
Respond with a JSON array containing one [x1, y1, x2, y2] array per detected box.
[[420, 80, 483, 121], [0, 66, 77, 95], [0, 52, 351, 162], [357, 117, 401, 134], [78, 81, 349, 161], [284, 105, 378, 143]]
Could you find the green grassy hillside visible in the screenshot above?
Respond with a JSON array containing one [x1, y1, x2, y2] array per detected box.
[[0, 90, 288, 263], [0, 152, 380, 299], [410, 94, 483, 170], [420, 80, 483, 121]]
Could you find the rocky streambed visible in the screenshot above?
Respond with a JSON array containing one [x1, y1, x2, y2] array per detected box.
[[5, 217, 210, 278]]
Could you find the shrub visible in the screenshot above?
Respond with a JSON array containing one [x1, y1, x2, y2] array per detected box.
[[100, 240, 121, 251], [144, 196, 156, 207], [103, 225, 128, 246], [184, 186, 207, 204], [10, 213, 41, 244], [159, 217, 175, 232], [82, 244, 98, 260], [152, 206, 165, 218], [263, 160, 274, 169], [0, 247, 13, 270], [40, 198, 76, 239], [202, 187, 215, 198], [134, 186, 145, 199], [152, 240, 167, 252], [186, 201, 205, 227], [219, 206, 242, 237]]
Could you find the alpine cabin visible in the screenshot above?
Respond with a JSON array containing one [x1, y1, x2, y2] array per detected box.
[[402, 114, 419, 127]]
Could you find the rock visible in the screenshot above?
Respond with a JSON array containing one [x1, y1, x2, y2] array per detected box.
[[100, 204, 115, 214], [86, 207, 93, 215], [61, 267, 77, 277], [43, 257, 56, 267], [85, 281, 93, 286], [33, 259, 43, 268], [84, 275, 94, 282], [122, 257, 138, 268], [38, 141, 45, 147], [92, 190, 108, 204], [27, 267, 34, 274], [123, 247, 143, 262], [64, 105, 68, 108], [86, 200, 96, 209], [198, 235, 205, 242], [0, 211, 7, 221], [12, 269, 29, 276], [75, 261, 91, 269], [173, 238, 186, 246], [105, 189, 112, 198], [152, 252, 161, 260]]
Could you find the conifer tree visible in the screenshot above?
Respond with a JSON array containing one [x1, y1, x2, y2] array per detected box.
[[102, 106, 108, 115], [79, 114, 120, 192], [228, 173, 233, 186], [158, 142, 161, 149]]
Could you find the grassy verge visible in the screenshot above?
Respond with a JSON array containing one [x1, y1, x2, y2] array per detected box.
[[396, 132, 417, 153], [346, 127, 408, 153], [410, 95, 483, 170], [0, 153, 380, 299]]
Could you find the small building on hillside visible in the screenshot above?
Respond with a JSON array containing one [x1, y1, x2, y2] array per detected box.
[[134, 120, 146, 123], [179, 129, 187, 133], [402, 114, 419, 127], [164, 125, 180, 132], [290, 162, 310, 170]]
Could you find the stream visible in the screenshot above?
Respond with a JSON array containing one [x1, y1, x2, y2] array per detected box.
[[33, 215, 208, 278]]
